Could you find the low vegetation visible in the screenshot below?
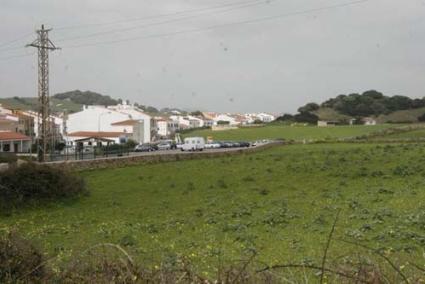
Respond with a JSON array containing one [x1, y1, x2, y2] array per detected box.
[[0, 163, 87, 212], [0, 232, 47, 283], [1, 143, 425, 281], [0, 153, 17, 164]]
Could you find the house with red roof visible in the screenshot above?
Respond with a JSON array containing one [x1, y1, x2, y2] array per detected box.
[[0, 131, 31, 153]]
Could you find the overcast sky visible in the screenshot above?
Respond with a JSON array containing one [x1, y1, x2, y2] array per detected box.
[[0, 0, 424, 114]]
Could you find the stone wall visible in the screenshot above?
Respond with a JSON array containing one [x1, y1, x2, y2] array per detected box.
[[50, 142, 284, 171]]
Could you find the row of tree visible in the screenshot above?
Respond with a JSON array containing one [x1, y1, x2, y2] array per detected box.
[[276, 90, 425, 124], [309, 90, 425, 117]]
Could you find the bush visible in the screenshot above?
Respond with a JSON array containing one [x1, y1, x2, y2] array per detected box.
[[0, 153, 17, 164], [0, 231, 47, 282], [418, 113, 425, 122], [0, 163, 87, 210]]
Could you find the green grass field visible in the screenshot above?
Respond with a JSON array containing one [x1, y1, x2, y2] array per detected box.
[[384, 128, 425, 139], [184, 124, 396, 142], [1, 142, 424, 277]]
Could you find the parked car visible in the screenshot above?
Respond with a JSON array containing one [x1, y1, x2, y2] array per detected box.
[[181, 137, 205, 151], [232, 142, 241, 148], [238, 141, 251, 147], [157, 141, 172, 151], [221, 141, 234, 148], [134, 144, 156, 152], [205, 142, 221, 149]]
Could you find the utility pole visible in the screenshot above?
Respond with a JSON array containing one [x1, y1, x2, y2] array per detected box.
[[26, 25, 60, 162]]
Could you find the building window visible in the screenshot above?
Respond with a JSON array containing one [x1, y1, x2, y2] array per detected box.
[[3, 144, 10, 152]]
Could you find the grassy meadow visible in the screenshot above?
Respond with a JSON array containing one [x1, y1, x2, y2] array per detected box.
[[184, 124, 397, 141], [1, 142, 425, 279]]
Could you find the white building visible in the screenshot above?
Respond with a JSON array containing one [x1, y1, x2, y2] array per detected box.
[[256, 113, 276, 123], [67, 131, 127, 147], [169, 115, 191, 129], [155, 118, 168, 137], [152, 117, 180, 139], [0, 104, 13, 115], [66, 104, 152, 144], [214, 114, 239, 126], [245, 113, 276, 123], [23, 110, 62, 138], [186, 115, 205, 128], [362, 117, 377, 126]]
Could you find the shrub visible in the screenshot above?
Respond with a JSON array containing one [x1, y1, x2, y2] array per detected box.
[[0, 232, 47, 282], [0, 153, 17, 164], [0, 163, 87, 210]]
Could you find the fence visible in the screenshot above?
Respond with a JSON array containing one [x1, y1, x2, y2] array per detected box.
[[47, 147, 131, 162]]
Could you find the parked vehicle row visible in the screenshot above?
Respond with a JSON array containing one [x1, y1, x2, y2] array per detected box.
[[134, 137, 255, 153]]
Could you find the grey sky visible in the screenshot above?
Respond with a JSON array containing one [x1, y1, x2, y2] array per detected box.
[[0, 0, 424, 114]]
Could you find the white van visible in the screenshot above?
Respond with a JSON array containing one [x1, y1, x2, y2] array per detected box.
[[181, 137, 205, 151]]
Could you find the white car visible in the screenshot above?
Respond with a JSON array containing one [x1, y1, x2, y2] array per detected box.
[[157, 142, 172, 151], [181, 137, 205, 151], [205, 142, 221, 149]]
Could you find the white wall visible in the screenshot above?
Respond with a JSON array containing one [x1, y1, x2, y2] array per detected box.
[[156, 121, 168, 137], [108, 105, 151, 142], [67, 105, 152, 143], [214, 114, 238, 125], [67, 106, 130, 133]]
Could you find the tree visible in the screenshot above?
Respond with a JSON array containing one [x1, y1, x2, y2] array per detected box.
[[275, 114, 294, 122], [298, 103, 319, 113], [294, 112, 319, 124], [190, 111, 203, 117]]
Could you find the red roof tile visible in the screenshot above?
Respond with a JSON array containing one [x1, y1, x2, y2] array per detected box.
[[0, 132, 31, 141], [111, 119, 138, 126]]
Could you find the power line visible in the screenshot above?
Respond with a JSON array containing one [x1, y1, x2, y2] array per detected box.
[[55, 0, 272, 31], [0, 32, 33, 48], [54, 0, 272, 43], [63, 0, 369, 49], [0, 52, 34, 61], [0, 45, 26, 53], [1, 0, 270, 53]]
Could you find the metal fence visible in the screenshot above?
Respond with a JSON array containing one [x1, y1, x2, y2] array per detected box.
[[47, 147, 131, 162]]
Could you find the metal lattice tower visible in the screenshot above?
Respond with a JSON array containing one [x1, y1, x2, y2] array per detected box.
[[26, 25, 60, 162]]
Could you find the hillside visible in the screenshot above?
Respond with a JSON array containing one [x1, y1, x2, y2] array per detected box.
[[0, 90, 165, 115], [53, 90, 118, 106], [0, 90, 116, 113], [281, 90, 425, 124], [376, 106, 425, 123], [0, 97, 82, 113], [312, 107, 352, 121]]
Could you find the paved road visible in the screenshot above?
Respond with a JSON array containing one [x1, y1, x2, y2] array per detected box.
[[46, 143, 272, 163]]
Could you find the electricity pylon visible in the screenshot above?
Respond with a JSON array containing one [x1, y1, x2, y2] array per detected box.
[[26, 25, 60, 162]]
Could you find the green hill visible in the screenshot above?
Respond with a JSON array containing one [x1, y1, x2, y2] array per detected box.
[[0, 97, 82, 113], [53, 90, 118, 106], [281, 90, 425, 124], [0, 90, 163, 115], [376, 107, 425, 123], [312, 106, 425, 124]]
